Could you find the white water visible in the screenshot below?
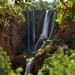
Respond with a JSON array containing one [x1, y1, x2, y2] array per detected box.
[[35, 10, 49, 49], [25, 57, 34, 75], [26, 9, 56, 75], [49, 10, 56, 39], [40, 10, 49, 38]]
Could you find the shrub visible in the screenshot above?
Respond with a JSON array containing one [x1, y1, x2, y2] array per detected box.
[[0, 47, 11, 74], [0, 5, 25, 28], [0, 47, 23, 75], [38, 47, 75, 75], [0, 0, 7, 5]]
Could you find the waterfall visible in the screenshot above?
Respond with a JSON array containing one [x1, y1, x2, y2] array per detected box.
[[35, 10, 50, 50], [27, 9, 56, 52], [26, 9, 56, 75], [28, 11, 30, 52], [25, 57, 34, 75], [35, 9, 56, 50], [27, 10, 35, 53], [49, 10, 56, 39], [41, 10, 49, 37]]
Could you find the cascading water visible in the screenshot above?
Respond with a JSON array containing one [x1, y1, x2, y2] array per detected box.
[[35, 10, 50, 50], [41, 10, 57, 48], [40, 10, 49, 39], [27, 10, 35, 53], [25, 9, 56, 75], [48, 10, 56, 39], [25, 10, 47, 75], [35, 9, 57, 50], [25, 57, 34, 75]]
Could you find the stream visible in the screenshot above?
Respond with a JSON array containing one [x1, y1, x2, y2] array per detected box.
[[25, 57, 34, 75]]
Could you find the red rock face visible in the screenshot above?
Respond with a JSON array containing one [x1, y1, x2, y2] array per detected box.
[[0, 11, 45, 59], [56, 22, 75, 48], [0, 24, 23, 59]]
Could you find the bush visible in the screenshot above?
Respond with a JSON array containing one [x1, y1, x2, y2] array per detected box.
[[0, 47, 11, 74], [0, 0, 7, 5], [0, 5, 25, 28], [38, 47, 75, 75], [0, 47, 23, 75]]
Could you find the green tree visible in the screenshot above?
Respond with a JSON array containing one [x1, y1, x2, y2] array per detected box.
[[0, 0, 7, 5], [0, 47, 23, 75]]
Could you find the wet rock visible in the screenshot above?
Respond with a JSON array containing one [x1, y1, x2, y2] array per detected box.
[[32, 40, 70, 74], [32, 40, 58, 74]]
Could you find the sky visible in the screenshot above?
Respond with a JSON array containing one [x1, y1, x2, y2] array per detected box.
[[43, 0, 54, 2], [35, 0, 54, 2], [35, 0, 68, 2]]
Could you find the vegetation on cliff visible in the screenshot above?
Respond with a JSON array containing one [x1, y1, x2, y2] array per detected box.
[[0, 5, 25, 29], [38, 47, 75, 75], [0, 47, 23, 75], [0, 0, 75, 75], [37, 0, 75, 75]]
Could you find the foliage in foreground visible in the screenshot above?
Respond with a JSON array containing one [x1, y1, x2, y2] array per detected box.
[[0, 5, 25, 28], [56, 0, 75, 27], [0, 0, 7, 5], [38, 47, 75, 75], [0, 47, 23, 75]]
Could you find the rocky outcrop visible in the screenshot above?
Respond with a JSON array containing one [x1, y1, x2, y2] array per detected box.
[[0, 24, 24, 57], [0, 23, 29, 72], [32, 40, 58, 74], [32, 39, 69, 74]]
